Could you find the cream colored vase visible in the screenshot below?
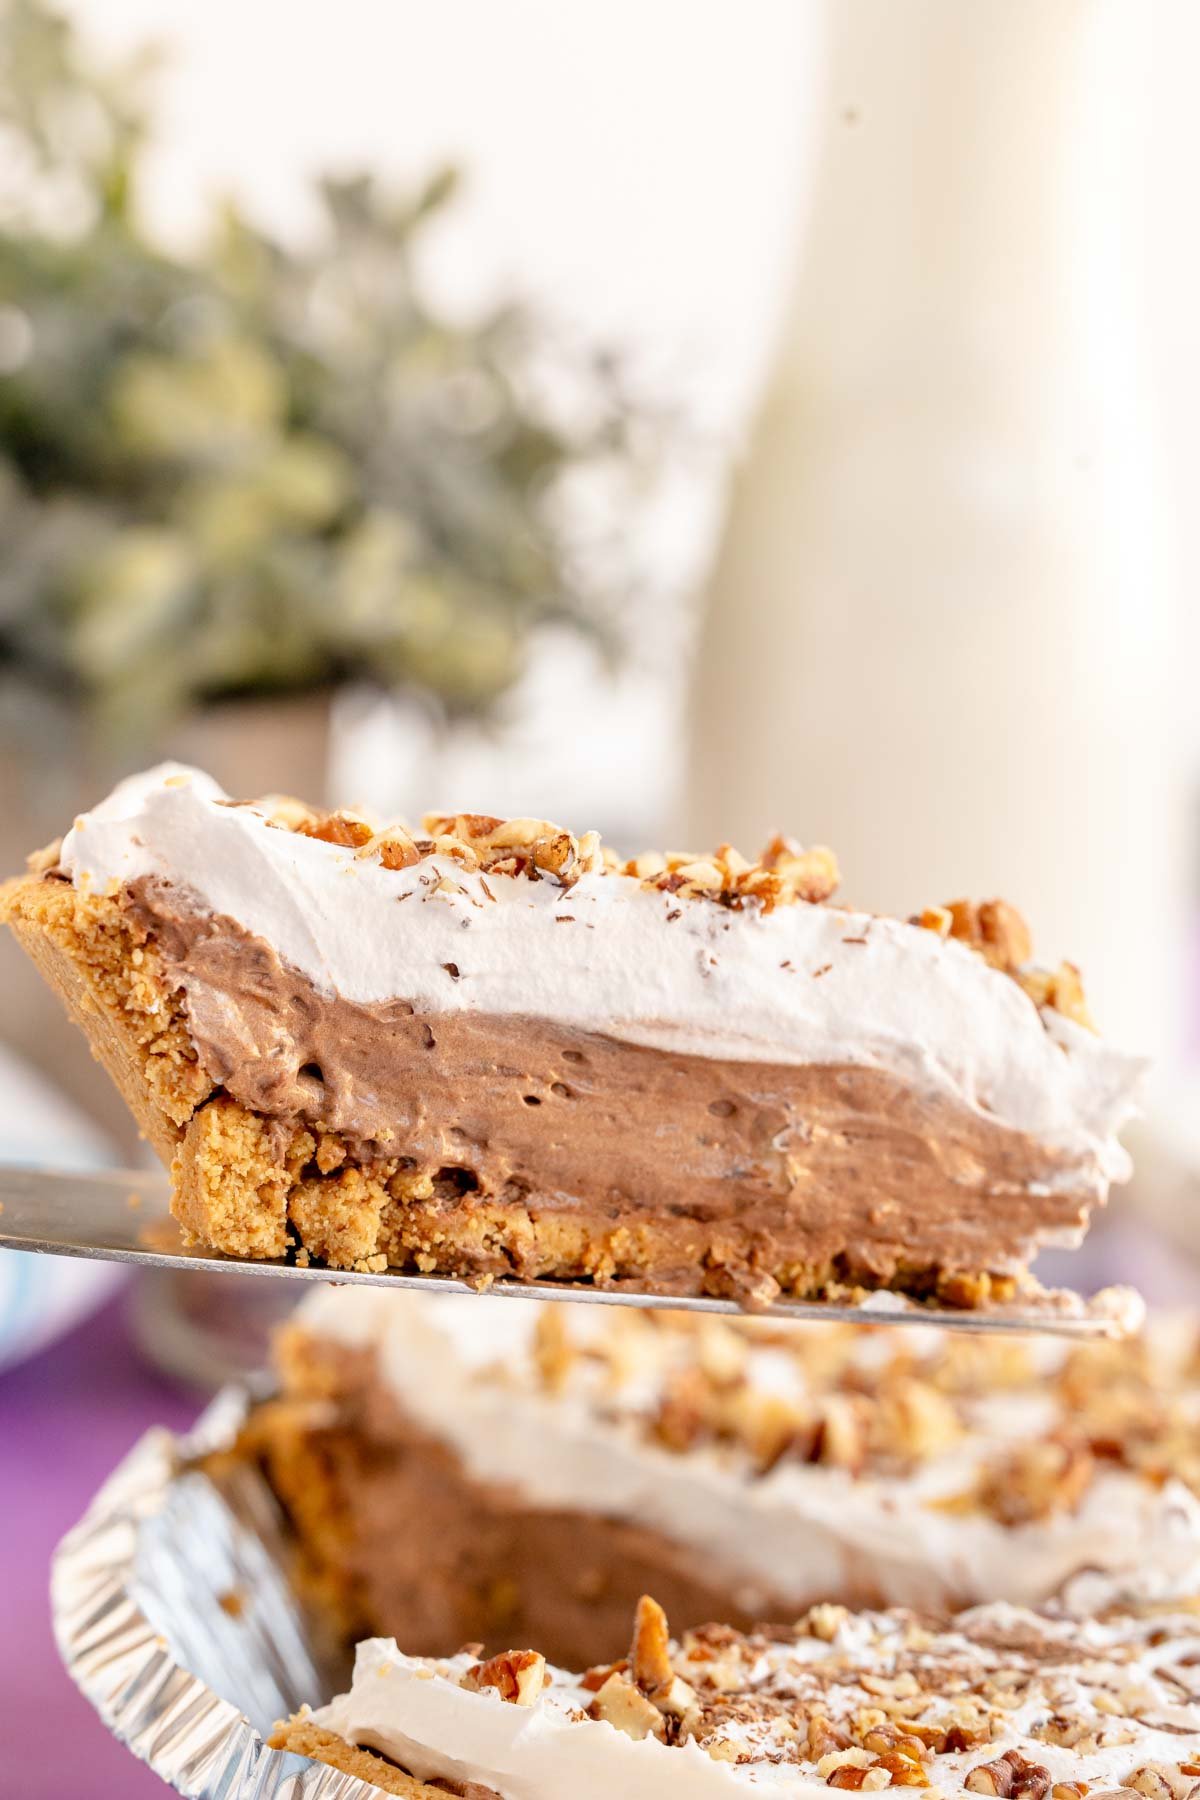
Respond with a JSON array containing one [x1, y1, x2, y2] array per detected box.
[[687, 0, 1183, 1064]]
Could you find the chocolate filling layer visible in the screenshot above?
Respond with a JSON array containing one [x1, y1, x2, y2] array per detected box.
[[247, 1336, 859, 1667], [133, 879, 1098, 1283]]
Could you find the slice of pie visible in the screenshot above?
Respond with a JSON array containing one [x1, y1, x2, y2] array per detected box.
[[271, 1587, 1200, 1799], [244, 1288, 1200, 1671], [1, 763, 1142, 1307]]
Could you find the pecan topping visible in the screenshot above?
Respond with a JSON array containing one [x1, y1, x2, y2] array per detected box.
[[629, 1593, 675, 1695], [626, 837, 839, 912], [233, 782, 1096, 1019], [587, 1671, 666, 1741], [1126, 1768, 1198, 1800], [461, 1649, 546, 1705], [973, 1438, 1096, 1527], [966, 1750, 1053, 1798], [943, 900, 1033, 974], [580, 1658, 630, 1693], [296, 811, 374, 849], [913, 894, 1093, 1025]]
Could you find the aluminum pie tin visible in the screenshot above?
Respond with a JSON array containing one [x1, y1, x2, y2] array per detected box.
[[51, 1384, 386, 1799]]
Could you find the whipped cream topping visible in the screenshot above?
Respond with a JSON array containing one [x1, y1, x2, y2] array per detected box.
[[59, 766, 1143, 1175], [311, 1591, 1200, 1798], [296, 1288, 1200, 1616]]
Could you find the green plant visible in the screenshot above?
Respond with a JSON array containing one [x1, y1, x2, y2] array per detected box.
[[0, 0, 655, 740]]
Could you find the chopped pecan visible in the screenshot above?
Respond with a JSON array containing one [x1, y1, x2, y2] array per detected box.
[[820, 1749, 877, 1782], [827, 1757, 926, 1790], [1036, 1715, 1092, 1750], [873, 1377, 962, 1463], [629, 1594, 674, 1694], [975, 1438, 1095, 1527], [422, 812, 602, 888], [588, 1671, 665, 1741], [296, 811, 374, 849], [580, 1658, 629, 1693], [695, 1319, 749, 1388], [1126, 1769, 1195, 1800], [937, 1723, 991, 1754], [873, 1752, 930, 1788], [810, 1395, 867, 1471], [531, 1309, 575, 1394], [945, 899, 1032, 973], [912, 905, 952, 939], [374, 830, 421, 870], [758, 835, 841, 904], [625, 836, 839, 912], [862, 1726, 927, 1763], [912, 893, 1092, 1023], [461, 1649, 546, 1705], [966, 1750, 1052, 1799], [1018, 961, 1095, 1032], [809, 1715, 853, 1758], [804, 1604, 851, 1644], [651, 1382, 708, 1455]]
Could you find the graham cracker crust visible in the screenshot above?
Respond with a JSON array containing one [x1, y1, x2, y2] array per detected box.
[[267, 1716, 477, 1797]]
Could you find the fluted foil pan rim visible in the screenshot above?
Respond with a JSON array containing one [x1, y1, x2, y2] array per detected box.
[[51, 1383, 387, 1799]]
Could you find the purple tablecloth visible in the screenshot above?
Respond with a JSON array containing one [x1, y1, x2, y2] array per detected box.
[[0, 1286, 200, 1797]]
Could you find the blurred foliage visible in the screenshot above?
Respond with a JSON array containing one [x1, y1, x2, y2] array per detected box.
[[0, 0, 657, 739]]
